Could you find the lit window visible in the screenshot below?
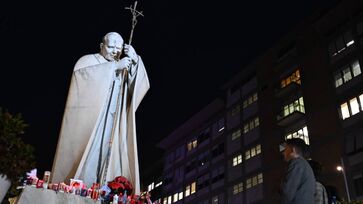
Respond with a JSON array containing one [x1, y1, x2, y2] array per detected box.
[[245, 144, 262, 160], [233, 184, 238, 195], [243, 124, 249, 134], [243, 92, 258, 109], [246, 173, 263, 189], [231, 129, 241, 141], [350, 98, 360, 115], [238, 182, 243, 192], [232, 154, 242, 166], [254, 117, 260, 127], [341, 102, 350, 119], [280, 69, 301, 88], [256, 144, 261, 154], [248, 96, 253, 105], [251, 148, 256, 157], [352, 60, 361, 77], [280, 97, 305, 119], [185, 185, 190, 197], [187, 139, 197, 151], [281, 79, 286, 88], [243, 100, 248, 108], [163, 197, 167, 204], [343, 67, 352, 82], [244, 117, 259, 134], [249, 120, 255, 130], [192, 140, 197, 148], [284, 105, 289, 116], [334, 60, 361, 88], [233, 182, 243, 195], [245, 150, 251, 160], [178, 192, 183, 200], [148, 182, 155, 191], [253, 93, 258, 101], [212, 196, 219, 204], [289, 103, 294, 113], [168, 196, 172, 204], [339, 94, 363, 120], [252, 176, 258, 186], [285, 126, 309, 145], [299, 97, 304, 106], [334, 72, 343, 87], [231, 104, 241, 116], [187, 143, 192, 151], [191, 182, 196, 194], [257, 173, 263, 184], [246, 178, 252, 189], [173, 193, 178, 202]]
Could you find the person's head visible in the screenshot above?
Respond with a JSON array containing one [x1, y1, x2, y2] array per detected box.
[[282, 138, 307, 162], [100, 32, 124, 61]]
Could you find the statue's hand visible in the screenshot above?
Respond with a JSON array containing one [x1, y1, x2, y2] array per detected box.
[[124, 44, 138, 63], [115, 57, 132, 74]]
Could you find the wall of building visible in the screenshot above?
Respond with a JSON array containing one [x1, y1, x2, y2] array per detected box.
[[156, 0, 363, 203]]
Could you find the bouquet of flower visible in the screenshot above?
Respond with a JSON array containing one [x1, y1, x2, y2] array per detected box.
[[101, 176, 151, 203], [108, 176, 133, 196]]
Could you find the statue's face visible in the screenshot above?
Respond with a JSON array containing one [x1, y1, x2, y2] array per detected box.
[[100, 34, 124, 61]]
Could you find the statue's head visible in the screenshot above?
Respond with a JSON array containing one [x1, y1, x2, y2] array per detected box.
[[100, 32, 124, 61]]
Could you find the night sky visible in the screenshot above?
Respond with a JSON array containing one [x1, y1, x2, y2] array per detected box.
[[0, 1, 337, 178]]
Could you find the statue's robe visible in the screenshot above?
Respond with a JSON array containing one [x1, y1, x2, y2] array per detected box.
[[51, 53, 149, 194]]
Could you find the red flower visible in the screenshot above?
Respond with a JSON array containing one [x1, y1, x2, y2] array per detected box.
[[108, 181, 125, 191], [112, 176, 133, 195], [114, 176, 128, 183]]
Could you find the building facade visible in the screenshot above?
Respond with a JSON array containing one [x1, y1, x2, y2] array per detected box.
[[157, 0, 363, 203]]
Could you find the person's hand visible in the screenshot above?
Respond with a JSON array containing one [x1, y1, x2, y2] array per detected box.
[[115, 57, 132, 74], [124, 44, 138, 63]]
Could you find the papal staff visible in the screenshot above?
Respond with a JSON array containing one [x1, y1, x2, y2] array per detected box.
[[97, 1, 144, 185]]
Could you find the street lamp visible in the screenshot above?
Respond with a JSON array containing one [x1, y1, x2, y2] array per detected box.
[[337, 158, 351, 202]]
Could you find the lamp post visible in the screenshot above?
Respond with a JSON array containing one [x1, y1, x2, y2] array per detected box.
[[337, 157, 351, 202]]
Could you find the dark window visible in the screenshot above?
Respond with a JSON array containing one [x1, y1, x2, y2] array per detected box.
[[212, 172, 224, 183], [198, 151, 209, 167], [198, 130, 210, 144], [212, 143, 224, 158], [328, 30, 354, 57], [185, 159, 197, 173], [197, 173, 210, 190], [354, 176, 363, 196]]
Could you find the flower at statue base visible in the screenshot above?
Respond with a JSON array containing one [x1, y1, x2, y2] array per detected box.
[[108, 176, 133, 196], [108, 181, 125, 194]]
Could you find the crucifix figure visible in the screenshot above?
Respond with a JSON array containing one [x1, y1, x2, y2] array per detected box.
[[125, 1, 144, 45], [51, 2, 149, 194]]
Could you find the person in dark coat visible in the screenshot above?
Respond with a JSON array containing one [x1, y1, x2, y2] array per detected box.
[[280, 138, 315, 204]]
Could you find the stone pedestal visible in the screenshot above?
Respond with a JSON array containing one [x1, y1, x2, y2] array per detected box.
[[17, 186, 100, 204]]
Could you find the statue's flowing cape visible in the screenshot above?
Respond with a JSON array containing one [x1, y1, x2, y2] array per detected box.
[[52, 54, 149, 194]]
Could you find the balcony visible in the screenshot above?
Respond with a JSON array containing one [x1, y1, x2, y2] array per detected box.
[[277, 110, 305, 126], [275, 81, 300, 98]]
